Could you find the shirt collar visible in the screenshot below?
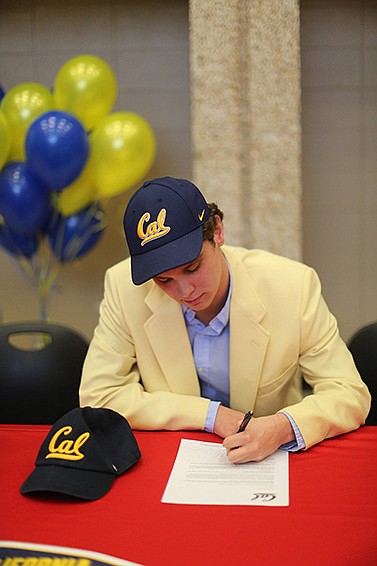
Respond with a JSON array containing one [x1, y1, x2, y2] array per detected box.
[[182, 269, 232, 331]]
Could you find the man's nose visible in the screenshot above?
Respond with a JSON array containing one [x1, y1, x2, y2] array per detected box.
[[177, 279, 194, 298]]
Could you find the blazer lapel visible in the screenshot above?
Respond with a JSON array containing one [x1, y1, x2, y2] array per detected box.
[[226, 250, 270, 412], [142, 248, 270, 410], [144, 285, 200, 396]]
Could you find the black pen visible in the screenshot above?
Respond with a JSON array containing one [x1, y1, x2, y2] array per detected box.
[[237, 410, 253, 433]]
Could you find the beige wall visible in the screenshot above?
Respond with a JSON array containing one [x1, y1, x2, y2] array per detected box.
[[0, 0, 376, 344], [189, 0, 302, 260], [301, 0, 377, 340], [0, 0, 191, 339]]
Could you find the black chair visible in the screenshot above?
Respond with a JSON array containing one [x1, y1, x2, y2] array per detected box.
[[347, 322, 377, 426], [0, 321, 88, 424]]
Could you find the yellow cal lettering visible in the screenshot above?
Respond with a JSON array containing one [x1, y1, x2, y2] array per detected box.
[[137, 212, 150, 239], [46, 426, 90, 461], [137, 208, 170, 246]]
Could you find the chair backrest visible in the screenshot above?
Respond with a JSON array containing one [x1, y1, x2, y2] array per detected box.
[[347, 322, 377, 426], [0, 321, 88, 424]]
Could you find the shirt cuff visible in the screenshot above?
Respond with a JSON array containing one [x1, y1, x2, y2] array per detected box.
[[205, 401, 221, 433], [278, 411, 306, 452]]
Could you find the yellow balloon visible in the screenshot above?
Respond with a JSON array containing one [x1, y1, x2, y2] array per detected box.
[[56, 163, 97, 216], [0, 110, 11, 170], [1, 82, 53, 161], [89, 112, 157, 199], [53, 55, 117, 131]]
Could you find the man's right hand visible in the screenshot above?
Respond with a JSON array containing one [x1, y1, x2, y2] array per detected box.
[[213, 405, 244, 438]]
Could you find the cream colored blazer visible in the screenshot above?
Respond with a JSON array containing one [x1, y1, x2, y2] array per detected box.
[[79, 246, 371, 448]]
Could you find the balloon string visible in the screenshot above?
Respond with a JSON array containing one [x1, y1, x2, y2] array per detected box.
[[0, 222, 40, 290], [1, 222, 60, 321], [61, 200, 106, 261], [37, 237, 60, 321], [1, 201, 105, 320], [15, 255, 39, 290]]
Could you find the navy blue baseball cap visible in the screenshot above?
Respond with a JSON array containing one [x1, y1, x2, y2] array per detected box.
[[123, 176, 210, 285], [20, 407, 141, 500]]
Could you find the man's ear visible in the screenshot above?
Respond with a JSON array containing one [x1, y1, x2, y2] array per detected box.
[[214, 215, 225, 246]]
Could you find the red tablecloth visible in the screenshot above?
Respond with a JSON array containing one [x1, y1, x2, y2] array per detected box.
[[1, 425, 377, 566]]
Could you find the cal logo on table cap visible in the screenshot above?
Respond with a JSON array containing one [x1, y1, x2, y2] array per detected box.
[[123, 176, 210, 285], [20, 407, 141, 501]]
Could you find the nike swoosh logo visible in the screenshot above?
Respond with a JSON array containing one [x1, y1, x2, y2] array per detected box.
[[198, 209, 205, 221]]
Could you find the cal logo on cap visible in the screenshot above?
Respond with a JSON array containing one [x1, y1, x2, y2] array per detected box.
[[46, 425, 90, 461], [137, 208, 171, 246]]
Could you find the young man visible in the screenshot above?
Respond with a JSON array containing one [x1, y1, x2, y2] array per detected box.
[[79, 176, 370, 462]]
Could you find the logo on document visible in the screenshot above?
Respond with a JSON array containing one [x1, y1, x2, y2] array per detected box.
[[250, 493, 277, 502]]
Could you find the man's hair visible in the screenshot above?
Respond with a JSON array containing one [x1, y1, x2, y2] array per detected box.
[[202, 203, 224, 243]]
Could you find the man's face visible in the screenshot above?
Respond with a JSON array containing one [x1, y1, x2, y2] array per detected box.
[[152, 220, 229, 324]]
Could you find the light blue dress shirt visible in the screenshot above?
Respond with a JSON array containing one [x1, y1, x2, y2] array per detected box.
[[182, 276, 305, 452]]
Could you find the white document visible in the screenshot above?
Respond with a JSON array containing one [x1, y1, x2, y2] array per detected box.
[[161, 439, 289, 506]]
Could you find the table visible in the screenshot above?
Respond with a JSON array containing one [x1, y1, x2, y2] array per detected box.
[[1, 425, 377, 566]]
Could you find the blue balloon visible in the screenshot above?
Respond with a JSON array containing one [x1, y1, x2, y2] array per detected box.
[[48, 203, 105, 262], [0, 84, 5, 102], [25, 110, 89, 190], [0, 223, 39, 258], [0, 162, 52, 236]]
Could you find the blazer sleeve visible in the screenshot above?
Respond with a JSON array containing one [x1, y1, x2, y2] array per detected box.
[[79, 267, 210, 431], [281, 267, 371, 448]]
